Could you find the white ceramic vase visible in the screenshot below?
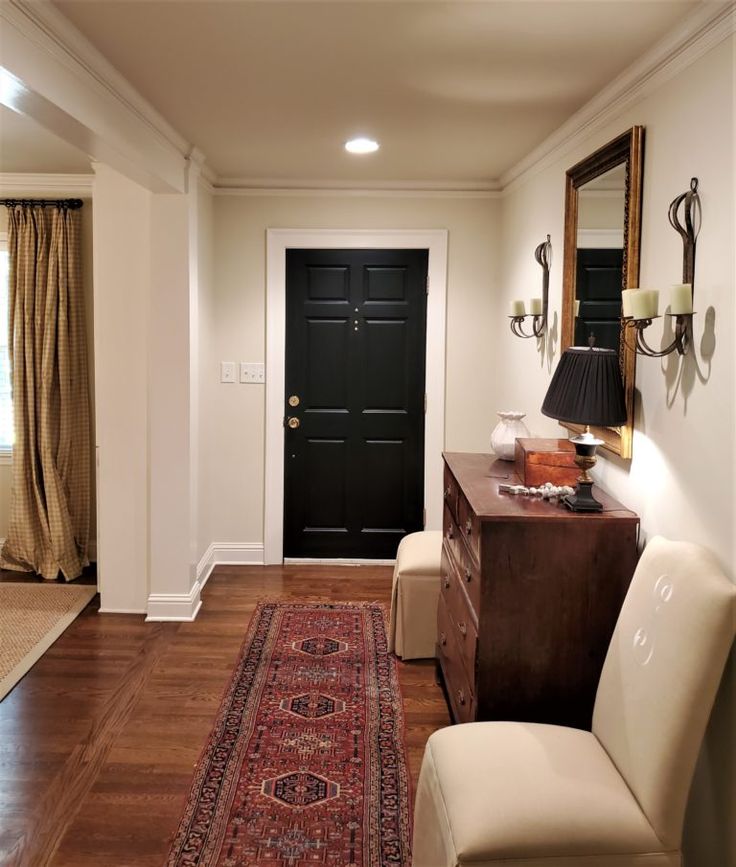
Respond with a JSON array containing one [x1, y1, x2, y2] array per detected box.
[[491, 411, 530, 461]]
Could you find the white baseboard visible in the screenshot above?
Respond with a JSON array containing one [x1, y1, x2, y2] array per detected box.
[[98, 607, 147, 615], [196, 542, 265, 588], [146, 579, 202, 622], [284, 557, 396, 566]]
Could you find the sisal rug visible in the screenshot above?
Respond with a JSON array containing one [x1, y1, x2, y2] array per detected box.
[[166, 601, 412, 867], [0, 582, 96, 700]]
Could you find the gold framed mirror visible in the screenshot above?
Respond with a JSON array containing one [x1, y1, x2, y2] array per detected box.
[[561, 126, 644, 460]]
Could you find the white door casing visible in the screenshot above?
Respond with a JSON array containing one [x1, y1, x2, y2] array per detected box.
[[264, 229, 448, 564]]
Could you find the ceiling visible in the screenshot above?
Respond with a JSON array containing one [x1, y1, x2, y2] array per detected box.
[[30, 1, 703, 184], [0, 106, 91, 174]]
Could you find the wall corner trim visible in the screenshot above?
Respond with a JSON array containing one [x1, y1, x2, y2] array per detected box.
[[0, 173, 94, 196], [196, 543, 266, 588], [146, 580, 202, 621]]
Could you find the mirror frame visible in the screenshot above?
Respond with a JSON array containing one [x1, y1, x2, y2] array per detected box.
[[561, 126, 644, 460]]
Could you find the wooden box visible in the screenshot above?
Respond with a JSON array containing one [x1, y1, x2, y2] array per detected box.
[[514, 438, 579, 486]]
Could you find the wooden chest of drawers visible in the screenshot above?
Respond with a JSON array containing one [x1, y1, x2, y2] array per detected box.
[[438, 452, 639, 730]]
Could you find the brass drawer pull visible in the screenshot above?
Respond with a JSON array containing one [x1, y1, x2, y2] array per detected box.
[[457, 689, 466, 706], [440, 632, 447, 647], [446, 526, 454, 540], [465, 518, 473, 535], [458, 622, 467, 637], [464, 567, 472, 583], [443, 576, 451, 590], [444, 485, 451, 499]]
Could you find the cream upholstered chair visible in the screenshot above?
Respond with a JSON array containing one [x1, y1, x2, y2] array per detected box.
[[412, 536, 735, 867], [388, 530, 442, 659]]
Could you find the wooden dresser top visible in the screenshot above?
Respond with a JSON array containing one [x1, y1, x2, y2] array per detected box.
[[444, 452, 638, 523]]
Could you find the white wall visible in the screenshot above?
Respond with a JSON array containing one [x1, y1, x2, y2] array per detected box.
[[195, 178, 214, 568], [0, 194, 96, 556], [93, 162, 204, 618], [92, 164, 150, 612], [497, 35, 735, 867], [200, 194, 500, 552]]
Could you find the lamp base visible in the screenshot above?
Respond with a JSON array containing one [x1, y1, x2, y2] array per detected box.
[[562, 480, 603, 512], [563, 430, 605, 512]]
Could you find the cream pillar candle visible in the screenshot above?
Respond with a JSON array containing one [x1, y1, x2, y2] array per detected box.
[[649, 290, 660, 317], [530, 297, 543, 316], [670, 283, 693, 314], [510, 300, 526, 317], [621, 288, 637, 318], [631, 290, 655, 320]]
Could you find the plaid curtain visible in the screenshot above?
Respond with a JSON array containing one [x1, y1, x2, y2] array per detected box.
[[0, 204, 91, 580]]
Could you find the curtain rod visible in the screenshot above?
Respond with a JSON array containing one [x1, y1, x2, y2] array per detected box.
[[0, 198, 84, 209]]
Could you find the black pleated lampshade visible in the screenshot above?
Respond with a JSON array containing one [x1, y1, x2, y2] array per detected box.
[[541, 347, 627, 427]]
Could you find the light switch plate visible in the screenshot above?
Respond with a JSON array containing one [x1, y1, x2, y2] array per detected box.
[[240, 362, 265, 384], [220, 361, 236, 383]]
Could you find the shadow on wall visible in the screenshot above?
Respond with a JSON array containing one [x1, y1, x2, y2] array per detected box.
[[663, 305, 716, 410], [536, 310, 558, 374], [683, 647, 735, 866]]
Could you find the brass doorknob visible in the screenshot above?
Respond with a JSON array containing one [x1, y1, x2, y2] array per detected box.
[[287, 417, 300, 429], [288, 394, 300, 407]]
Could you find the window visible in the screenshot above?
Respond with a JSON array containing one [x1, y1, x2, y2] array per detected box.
[[0, 238, 11, 454]]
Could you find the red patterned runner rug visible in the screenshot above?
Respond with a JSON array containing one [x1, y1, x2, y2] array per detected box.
[[166, 602, 412, 867]]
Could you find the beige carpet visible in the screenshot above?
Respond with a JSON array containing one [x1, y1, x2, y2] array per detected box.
[[0, 582, 97, 700]]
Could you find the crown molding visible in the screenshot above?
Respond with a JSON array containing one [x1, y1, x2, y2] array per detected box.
[[0, 172, 94, 196], [213, 177, 501, 198], [5, 0, 189, 157], [500, 2, 736, 193]]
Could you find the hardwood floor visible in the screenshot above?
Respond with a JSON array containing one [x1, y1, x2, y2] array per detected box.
[[0, 565, 450, 867], [0, 564, 97, 585]]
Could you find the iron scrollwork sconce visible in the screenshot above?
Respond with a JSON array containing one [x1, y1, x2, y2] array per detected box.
[[624, 178, 699, 357], [509, 235, 551, 338]]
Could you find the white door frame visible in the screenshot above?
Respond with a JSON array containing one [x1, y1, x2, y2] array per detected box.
[[264, 228, 448, 564]]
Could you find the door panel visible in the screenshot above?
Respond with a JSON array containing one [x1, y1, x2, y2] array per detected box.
[[360, 439, 406, 531], [306, 319, 350, 408], [284, 248, 427, 558], [304, 439, 348, 530], [363, 319, 408, 410], [574, 248, 623, 351]]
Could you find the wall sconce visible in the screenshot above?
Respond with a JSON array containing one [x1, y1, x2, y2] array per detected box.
[[623, 178, 699, 357], [509, 235, 551, 338]]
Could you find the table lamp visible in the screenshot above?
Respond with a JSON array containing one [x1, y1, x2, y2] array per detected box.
[[541, 346, 627, 512]]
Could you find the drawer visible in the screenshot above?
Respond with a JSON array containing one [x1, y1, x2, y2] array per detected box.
[[438, 596, 476, 724], [452, 536, 481, 615], [440, 546, 478, 687], [443, 503, 463, 568], [443, 463, 459, 524], [457, 491, 481, 563]]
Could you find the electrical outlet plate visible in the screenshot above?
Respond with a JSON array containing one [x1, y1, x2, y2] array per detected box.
[[240, 362, 265, 384], [220, 361, 236, 383]]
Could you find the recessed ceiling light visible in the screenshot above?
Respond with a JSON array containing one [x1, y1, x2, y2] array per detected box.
[[345, 137, 379, 155]]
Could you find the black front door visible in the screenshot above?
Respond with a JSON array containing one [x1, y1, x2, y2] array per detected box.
[[284, 248, 428, 558], [574, 248, 624, 351]]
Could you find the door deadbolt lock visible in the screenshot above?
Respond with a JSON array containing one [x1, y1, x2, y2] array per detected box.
[[287, 416, 300, 429], [288, 394, 300, 407]]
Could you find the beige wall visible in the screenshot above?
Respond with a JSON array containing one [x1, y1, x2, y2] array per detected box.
[[577, 190, 625, 231], [0, 198, 97, 554], [201, 194, 500, 548], [497, 36, 735, 867]]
